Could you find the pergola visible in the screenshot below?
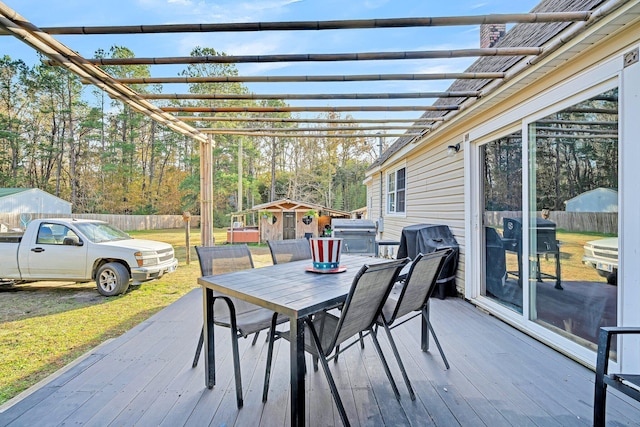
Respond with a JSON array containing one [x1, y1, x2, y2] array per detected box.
[[0, 1, 622, 245]]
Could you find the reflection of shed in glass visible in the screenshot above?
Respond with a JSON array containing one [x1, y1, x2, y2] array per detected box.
[[564, 188, 618, 212]]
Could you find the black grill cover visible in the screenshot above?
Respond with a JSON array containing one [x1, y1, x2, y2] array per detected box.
[[503, 217, 557, 254], [397, 224, 459, 299], [485, 227, 507, 297]]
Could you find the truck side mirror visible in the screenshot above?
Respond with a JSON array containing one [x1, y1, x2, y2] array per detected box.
[[63, 236, 83, 246]]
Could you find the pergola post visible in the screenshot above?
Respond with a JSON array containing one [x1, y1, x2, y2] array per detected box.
[[200, 134, 214, 247]]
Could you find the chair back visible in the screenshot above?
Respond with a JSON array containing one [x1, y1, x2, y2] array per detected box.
[[267, 238, 312, 265], [195, 244, 254, 276], [384, 249, 451, 323], [331, 258, 409, 350], [195, 244, 257, 320]]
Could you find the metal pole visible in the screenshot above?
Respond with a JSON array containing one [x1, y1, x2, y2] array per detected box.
[[378, 133, 384, 241]]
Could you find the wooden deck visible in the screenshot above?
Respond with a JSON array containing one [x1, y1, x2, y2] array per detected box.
[[1, 289, 639, 426]]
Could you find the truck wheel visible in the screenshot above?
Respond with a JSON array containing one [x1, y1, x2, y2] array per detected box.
[[96, 262, 130, 296]]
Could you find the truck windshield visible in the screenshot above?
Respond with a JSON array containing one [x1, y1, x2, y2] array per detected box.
[[74, 222, 131, 243]]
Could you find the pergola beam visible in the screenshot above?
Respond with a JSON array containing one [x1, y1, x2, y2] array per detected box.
[[198, 130, 423, 138], [47, 48, 543, 66], [143, 91, 480, 100], [0, 12, 590, 36], [116, 72, 506, 84], [199, 125, 430, 132], [161, 106, 458, 113], [176, 116, 444, 123]]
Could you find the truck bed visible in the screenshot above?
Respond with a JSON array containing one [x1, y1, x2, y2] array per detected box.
[[0, 233, 22, 244]]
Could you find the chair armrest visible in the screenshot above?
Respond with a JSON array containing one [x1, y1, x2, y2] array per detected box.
[[594, 327, 640, 426], [596, 327, 640, 379], [600, 326, 640, 334]]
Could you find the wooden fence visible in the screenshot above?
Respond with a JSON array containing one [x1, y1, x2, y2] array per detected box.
[[1, 211, 616, 234], [0, 213, 201, 232], [484, 211, 617, 234]]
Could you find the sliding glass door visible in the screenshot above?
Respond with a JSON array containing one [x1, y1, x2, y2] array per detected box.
[[479, 87, 619, 350], [527, 87, 618, 349], [481, 131, 524, 313]]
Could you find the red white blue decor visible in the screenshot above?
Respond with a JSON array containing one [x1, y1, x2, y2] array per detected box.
[[309, 237, 343, 270]]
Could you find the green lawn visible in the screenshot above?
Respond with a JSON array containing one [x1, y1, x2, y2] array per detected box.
[[0, 228, 271, 405]]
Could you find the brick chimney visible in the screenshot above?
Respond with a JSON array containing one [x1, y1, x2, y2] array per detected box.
[[480, 23, 506, 48]]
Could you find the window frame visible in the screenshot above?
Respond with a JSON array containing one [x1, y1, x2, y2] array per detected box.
[[386, 165, 406, 215]]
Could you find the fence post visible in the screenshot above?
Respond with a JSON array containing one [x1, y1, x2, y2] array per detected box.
[[183, 211, 191, 265]]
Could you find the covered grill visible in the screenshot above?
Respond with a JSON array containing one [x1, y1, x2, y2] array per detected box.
[[503, 217, 558, 253], [331, 219, 376, 256], [502, 217, 562, 288], [396, 224, 459, 299]]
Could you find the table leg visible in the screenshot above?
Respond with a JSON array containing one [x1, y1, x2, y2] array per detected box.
[[290, 317, 306, 426], [203, 287, 216, 389], [554, 247, 563, 290]]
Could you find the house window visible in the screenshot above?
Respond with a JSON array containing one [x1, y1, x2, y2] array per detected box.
[[387, 167, 406, 214]]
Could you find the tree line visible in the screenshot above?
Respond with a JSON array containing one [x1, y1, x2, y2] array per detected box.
[[482, 88, 618, 213], [1, 47, 382, 226]]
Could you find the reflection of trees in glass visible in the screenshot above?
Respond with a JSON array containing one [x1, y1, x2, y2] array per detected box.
[[531, 88, 618, 211], [483, 131, 522, 211]]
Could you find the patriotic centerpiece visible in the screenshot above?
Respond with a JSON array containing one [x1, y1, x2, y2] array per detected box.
[[309, 237, 343, 270]]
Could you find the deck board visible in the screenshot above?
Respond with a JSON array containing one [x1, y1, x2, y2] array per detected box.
[[1, 288, 640, 427]]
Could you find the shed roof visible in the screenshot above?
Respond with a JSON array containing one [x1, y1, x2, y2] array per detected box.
[[251, 199, 351, 217], [0, 187, 72, 205], [0, 188, 30, 198]]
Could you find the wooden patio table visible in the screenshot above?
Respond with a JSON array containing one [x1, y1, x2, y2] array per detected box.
[[198, 254, 399, 427]]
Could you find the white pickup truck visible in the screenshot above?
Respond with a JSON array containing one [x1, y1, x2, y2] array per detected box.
[[0, 218, 178, 296]]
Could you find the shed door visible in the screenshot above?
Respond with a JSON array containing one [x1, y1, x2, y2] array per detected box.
[[283, 212, 296, 240]]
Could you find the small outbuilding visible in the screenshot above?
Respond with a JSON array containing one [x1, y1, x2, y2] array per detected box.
[[251, 199, 350, 242], [351, 207, 367, 219], [564, 188, 618, 212], [0, 188, 72, 214]]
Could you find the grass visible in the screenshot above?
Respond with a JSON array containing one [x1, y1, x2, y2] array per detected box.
[[0, 227, 272, 406], [0, 227, 612, 405], [503, 229, 608, 282]]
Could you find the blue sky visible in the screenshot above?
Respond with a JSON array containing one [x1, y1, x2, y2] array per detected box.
[[3, 0, 541, 122]]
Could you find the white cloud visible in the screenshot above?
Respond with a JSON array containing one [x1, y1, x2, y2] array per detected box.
[[239, 62, 293, 75], [362, 0, 390, 9], [137, 0, 304, 23], [175, 31, 298, 56], [167, 0, 194, 5]]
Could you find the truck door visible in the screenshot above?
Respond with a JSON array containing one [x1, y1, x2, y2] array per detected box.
[[25, 222, 88, 279]]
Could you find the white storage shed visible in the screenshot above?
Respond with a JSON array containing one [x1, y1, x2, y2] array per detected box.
[[564, 188, 618, 213], [0, 188, 72, 214]]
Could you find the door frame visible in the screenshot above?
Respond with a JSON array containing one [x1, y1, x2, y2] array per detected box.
[[282, 211, 296, 240]]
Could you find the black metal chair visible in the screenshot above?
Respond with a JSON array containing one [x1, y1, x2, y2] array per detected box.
[[193, 244, 287, 408], [267, 238, 312, 265], [263, 258, 409, 426], [268, 236, 365, 367], [594, 326, 640, 426], [378, 249, 452, 400]]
